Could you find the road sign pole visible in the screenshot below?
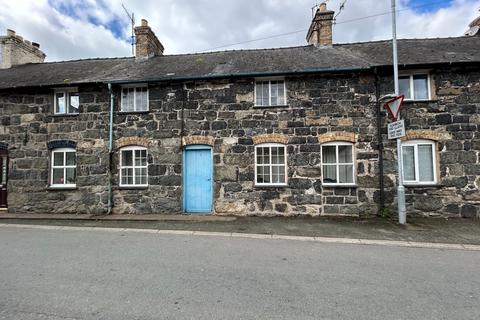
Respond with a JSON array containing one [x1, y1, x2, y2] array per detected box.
[[391, 0, 406, 224]]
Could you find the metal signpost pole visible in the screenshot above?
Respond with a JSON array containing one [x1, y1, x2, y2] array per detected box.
[[391, 0, 406, 224]]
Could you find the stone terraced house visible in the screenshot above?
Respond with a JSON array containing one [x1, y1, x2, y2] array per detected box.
[[0, 4, 479, 218]]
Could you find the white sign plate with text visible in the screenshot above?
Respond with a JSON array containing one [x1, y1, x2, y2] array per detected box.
[[388, 120, 405, 140]]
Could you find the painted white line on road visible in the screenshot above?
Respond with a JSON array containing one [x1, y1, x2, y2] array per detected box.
[[407, 241, 465, 250], [359, 239, 412, 247], [316, 236, 362, 244], [1, 223, 480, 251], [462, 244, 480, 251], [231, 232, 273, 239], [193, 231, 234, 237], [157, 230, 195, 236], [272, 234, 316, 241]]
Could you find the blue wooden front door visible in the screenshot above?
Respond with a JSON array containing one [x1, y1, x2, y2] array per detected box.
[[183, 145, 213, 213]]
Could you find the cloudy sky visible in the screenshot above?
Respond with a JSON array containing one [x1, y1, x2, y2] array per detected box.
[[0, 0, 478, 61]]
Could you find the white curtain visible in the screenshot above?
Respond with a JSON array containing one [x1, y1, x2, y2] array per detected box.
[[418, 145, 434, 182], [402, 146, 415, 181], [413, 75, 428, 100]]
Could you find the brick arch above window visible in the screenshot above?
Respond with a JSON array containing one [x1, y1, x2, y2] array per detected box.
[[252, 133, 288, 145], [182, 136, 215, 147], [0, 142, 8, 151], [401, 130, 450, 142], [116, 137, 151, 149], [319, 132, 356, 144], [47, 140, 77, 150]]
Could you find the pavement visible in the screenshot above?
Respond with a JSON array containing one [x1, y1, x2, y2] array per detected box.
[[0, 225, 479, 320], [1, 214, 480, 246]]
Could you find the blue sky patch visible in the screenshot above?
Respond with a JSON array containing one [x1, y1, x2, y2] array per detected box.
[[408, 0, 454, 13], [48, 0, 128, 40]]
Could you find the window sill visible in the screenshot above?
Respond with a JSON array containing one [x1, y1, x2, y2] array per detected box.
[[253, 105, 289, 109], [322, 184, 358, 188], [117, 186, 149, 190], [47, 186, 78, 191], [118, 110, 150, 114], [50, 113, 79, 117], [403, 183, 439, 188], [254, 184, 288, 188], [403, 99, 437, 104]]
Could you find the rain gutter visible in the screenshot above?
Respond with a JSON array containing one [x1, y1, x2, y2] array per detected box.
[[103, 67, 370, 85]]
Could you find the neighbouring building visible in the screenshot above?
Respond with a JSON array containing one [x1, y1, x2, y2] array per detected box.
[[0, 5, 479, 218]]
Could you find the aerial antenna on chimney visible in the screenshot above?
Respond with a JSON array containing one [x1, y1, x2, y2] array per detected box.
[[311, 3, 319, 19], [122, 3, 135, 55], [334, 0, 348, 21]]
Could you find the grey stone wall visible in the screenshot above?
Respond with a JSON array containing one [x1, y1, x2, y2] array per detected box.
[[379, 67, 480, 218], [0, 66, 478, 218], [0, 85, 110, 214]]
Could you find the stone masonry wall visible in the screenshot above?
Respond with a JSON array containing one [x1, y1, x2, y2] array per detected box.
[[0, 66, 478, 218], [379, 67, 480, 218], [0, 85, 110, 214]]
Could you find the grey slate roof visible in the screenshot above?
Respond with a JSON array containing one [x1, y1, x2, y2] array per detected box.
[[0, 36, 479, 90]]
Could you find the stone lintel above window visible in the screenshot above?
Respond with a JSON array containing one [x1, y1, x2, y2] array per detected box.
[[116, 137, 151, 149], [319, 132, 356, 144], [47, 140, 77, 150], [182, 136, 215, 147], [401, 130, 450, 142], [252, 134, 288, 145]]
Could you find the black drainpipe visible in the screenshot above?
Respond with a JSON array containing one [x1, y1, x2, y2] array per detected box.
[[374, 68, 385, 213]]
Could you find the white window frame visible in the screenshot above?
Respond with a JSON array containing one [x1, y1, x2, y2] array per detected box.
[[254, 143, 288, 187], [120, 84, 149, 112], [254, 79, 287, 107], [401, 139, 437, 185], [321, 141, 356, 186], [50, 147, 76, 188], [399, 73, 431, 101], [53, 88, 79, 115], [119, 146, 149, 187]]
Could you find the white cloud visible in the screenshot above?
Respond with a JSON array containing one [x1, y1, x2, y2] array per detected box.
[[0, 0, 478, 61]]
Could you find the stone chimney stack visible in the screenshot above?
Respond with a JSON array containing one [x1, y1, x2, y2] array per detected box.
[[134, 19, 164, 59], [0, 29, 46, 69], [306, 3, 335, 46], [465, 14, 480, 36]]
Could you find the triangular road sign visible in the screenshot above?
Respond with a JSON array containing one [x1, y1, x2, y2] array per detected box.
[[384, 95, 405, 121]]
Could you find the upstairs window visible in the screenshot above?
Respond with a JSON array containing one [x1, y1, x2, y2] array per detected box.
[[50, 148, 76, 188], [255, 143, 287, 186], [255, 80, 286, 107], [54, 88, 79, 115], [402, 140, 437, 185], [121, 85, 148, 112], [321, 142, 355, 186], [120, 146, 148, 187], [399, 74, 431, 101]]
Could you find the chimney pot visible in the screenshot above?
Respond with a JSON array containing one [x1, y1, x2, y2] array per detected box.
[[141, 19, 148, 27], [6, 29, 15, 36], [319, 3, 327, 12], [32, 42, 40, 48]]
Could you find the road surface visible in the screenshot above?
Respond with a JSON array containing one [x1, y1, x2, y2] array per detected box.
[[0, 226, 479, 319]]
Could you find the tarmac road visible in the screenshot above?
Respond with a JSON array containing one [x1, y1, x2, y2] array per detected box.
[[0, 226, 479, 320]]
